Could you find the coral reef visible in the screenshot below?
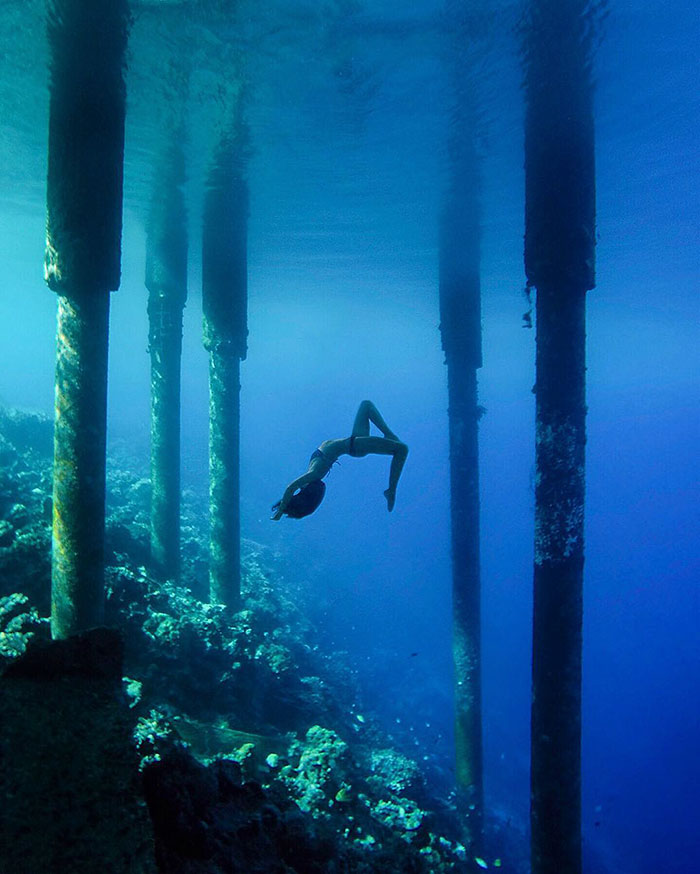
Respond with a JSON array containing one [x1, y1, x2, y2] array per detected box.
[[0, 591, 47, 661], [0, 408, 475, 872], [0, 408, 52, 613]]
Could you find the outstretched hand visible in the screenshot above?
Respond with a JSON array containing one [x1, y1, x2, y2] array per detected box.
[[271, 502, 284, 521]]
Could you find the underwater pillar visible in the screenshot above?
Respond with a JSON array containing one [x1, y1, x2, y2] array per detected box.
[[202, 152, 248, 610], [523, 2, 597, 872], [439, 178, 484, 845], [207, 347, 241, 608], [45, 0, 129, 639], [146, 146, 188, 583]]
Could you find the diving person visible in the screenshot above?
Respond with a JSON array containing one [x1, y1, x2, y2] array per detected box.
[[271, 400, 408, 520]]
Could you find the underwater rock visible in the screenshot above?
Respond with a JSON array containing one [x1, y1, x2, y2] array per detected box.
[[143, 749, 216, 860], [142, 747, 335, 874], [0, 628, 155, 872], [3, 625, 124, 682]]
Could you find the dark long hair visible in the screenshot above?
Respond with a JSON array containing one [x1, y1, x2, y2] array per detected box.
[[275, 480, 326, 519]]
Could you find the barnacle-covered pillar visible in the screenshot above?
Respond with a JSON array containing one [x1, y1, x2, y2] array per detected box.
[[202, 141, 248, 610], [440, 131, 483, 845], [146, 142, 188, 583], [45, 0, 129, 639], [523, 2, 598, 872]]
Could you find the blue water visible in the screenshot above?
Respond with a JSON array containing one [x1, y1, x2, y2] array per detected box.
[[1, 1, 698, 871]]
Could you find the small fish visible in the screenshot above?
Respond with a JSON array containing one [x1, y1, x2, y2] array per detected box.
[[474, 858, 488, 869], [410, 651, 418, 657]]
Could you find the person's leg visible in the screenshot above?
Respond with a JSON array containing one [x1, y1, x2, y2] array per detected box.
[[348, 435, 408, 512], [384, 442, 408, 511], [351, 401, 371, 437], [351, 400, 398, 440]]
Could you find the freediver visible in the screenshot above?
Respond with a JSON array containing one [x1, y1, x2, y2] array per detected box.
[[271, 400, 408, 520]]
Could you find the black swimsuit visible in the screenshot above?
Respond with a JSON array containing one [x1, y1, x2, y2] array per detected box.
[[310, 446, 341, 477]]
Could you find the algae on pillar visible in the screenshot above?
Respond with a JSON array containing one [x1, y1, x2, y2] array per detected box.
[[146, 142, 188, 583], [44, 0, 129, 639], [522, 2, 600, 872], [202, 139, 248, 610]]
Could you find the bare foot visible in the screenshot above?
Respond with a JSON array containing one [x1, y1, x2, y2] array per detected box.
[[384, 488, 396, 512]]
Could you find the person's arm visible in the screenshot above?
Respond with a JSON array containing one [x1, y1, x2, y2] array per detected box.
[[271, 471, 318, 520]]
